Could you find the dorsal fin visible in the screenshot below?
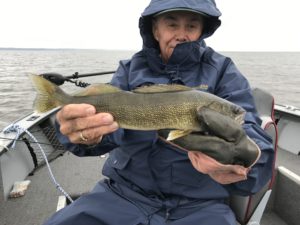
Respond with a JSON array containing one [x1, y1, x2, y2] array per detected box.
[[133, 84, 192, 94], [73, 84, 122, 96]]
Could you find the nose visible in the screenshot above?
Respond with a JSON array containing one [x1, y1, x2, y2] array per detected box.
[[175, 27, 188, 42]]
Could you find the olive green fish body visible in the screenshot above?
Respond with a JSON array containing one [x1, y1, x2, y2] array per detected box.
[[30, 75, 245, 133], [86, 91, 202, 131]]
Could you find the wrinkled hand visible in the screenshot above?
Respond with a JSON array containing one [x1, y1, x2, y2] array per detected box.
[[188, 151, 249, 184], [56, 104, 119, 145]]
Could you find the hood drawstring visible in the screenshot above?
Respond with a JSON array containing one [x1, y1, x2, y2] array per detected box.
[[165, 66, 184, 84]]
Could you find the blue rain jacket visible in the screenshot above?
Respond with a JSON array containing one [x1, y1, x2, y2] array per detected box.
[[55, 0, 274, 219]]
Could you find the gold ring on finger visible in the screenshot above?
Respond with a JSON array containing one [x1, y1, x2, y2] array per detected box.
[[79, 131, 88, 142]]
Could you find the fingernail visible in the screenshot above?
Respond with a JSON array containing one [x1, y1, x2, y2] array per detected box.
[[111, 122, 119, 130], [86, 107, 95, 116], [239, 169, 246, 176], [102, 114, 113, 123]]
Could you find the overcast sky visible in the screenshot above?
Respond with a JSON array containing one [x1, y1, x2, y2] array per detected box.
[[1, 0, 299, 51]]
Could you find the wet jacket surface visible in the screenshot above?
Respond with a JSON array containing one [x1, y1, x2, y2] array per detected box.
[[56, 0, 274, 202]]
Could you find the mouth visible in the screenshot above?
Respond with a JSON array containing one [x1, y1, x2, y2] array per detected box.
[[235, 112, 246, 125], [232, 105, 246, 124]]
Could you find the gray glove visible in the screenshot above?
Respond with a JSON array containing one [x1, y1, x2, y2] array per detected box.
[[159, 108, 261, 167]]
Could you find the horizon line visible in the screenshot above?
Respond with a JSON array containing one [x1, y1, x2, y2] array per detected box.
[[0, 47, 299, 53]]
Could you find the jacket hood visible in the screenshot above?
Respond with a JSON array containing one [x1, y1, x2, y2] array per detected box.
[[139, 0, 222, 49]]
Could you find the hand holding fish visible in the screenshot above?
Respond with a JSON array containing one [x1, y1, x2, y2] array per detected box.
[[56, 104, 119, 145], [30, 74, 253, 156], [188, 151, 249, 184]]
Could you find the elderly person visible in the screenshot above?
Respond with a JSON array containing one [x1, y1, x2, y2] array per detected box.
[[44, 0, 274, 224]]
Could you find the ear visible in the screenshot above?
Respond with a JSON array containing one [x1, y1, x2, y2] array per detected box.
[[153, 31, 159, 41], [152, 21, 159, 41]]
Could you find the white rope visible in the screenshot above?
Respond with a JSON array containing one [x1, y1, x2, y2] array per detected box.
[[0, 144, 10, 152], [3, 123, 22, 148], [3, 124, 74, 203]]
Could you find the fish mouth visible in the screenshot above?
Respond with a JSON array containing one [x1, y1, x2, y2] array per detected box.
[[235, 112, 246, 125], [232, 105, 246, 124]]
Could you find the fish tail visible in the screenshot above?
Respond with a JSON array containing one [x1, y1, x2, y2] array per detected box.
[[29, 74, 70, 112]]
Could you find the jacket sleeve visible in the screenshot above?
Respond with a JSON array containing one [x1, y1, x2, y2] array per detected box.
[[54, 60, 130, 157], [215, 59, 275, 195]]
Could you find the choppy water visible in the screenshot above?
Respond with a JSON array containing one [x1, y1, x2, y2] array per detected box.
[[0, 49, 300, 130]]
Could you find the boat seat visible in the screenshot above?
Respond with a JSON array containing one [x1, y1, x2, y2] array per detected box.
[[230, 88, 278, 225]]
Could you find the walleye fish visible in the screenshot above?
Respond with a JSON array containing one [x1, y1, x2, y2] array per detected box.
[[30, 74, 246, 140]]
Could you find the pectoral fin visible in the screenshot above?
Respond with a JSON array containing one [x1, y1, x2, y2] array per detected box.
[[167, 130, 193, 141]]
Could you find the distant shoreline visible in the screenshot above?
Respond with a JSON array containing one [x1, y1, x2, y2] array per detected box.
[[0, 47, 299, 53], [0, 47, 135, 52], [0, 47, 82, 51]]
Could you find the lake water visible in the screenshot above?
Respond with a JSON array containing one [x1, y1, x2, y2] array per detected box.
[[0, 49, 300, 130]]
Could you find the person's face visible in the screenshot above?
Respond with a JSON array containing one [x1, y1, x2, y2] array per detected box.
[[152, 11, 204, 63]]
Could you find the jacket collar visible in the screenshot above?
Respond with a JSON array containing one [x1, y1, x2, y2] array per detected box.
[[144, 41, 205, 74]]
